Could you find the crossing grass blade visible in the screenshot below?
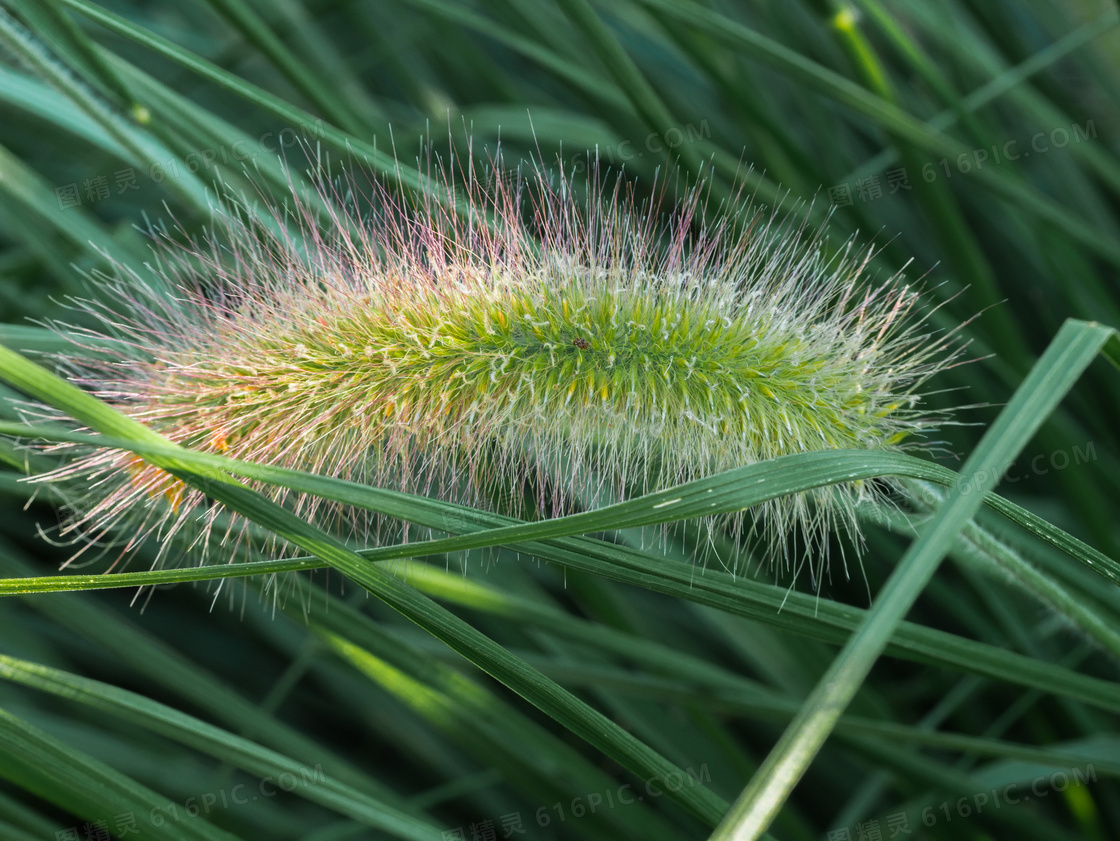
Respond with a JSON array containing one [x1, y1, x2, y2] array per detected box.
[[711, 320, 1120, 839], [2, 417, 1118, 591]]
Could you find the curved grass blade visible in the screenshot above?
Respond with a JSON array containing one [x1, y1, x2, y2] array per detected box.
[[0, 342, 732, 827], [3, 427, 1120, 719], [0, 706, 246, 841], [3, 419, 1118, 591]]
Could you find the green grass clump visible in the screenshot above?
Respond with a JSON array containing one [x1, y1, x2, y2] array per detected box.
[[0, 2, 1118, 840]]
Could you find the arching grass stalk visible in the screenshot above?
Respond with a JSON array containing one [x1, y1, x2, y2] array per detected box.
[[25, 151, 962, 579]]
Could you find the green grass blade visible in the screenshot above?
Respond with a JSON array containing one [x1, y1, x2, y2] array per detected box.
[[0, 655, 444, 840], [0, 706, 246, 841], [4, 417, 1118, 590], [0, 537, 413, 813], [710, 318, 1118, 839]]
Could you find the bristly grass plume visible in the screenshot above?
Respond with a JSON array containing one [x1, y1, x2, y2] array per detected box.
[[32, 149, 960, 578]]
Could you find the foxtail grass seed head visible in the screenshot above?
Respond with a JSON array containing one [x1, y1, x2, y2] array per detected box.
[[32, 151, 960, 578]]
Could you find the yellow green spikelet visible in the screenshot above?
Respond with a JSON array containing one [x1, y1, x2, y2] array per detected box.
[[40, 158, 959, 573]]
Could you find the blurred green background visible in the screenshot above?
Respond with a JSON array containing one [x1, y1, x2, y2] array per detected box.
[[1, 1, 1119, 839]]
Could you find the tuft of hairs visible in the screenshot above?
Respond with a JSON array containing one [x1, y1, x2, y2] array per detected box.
[[31, 150, 961, 579]]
